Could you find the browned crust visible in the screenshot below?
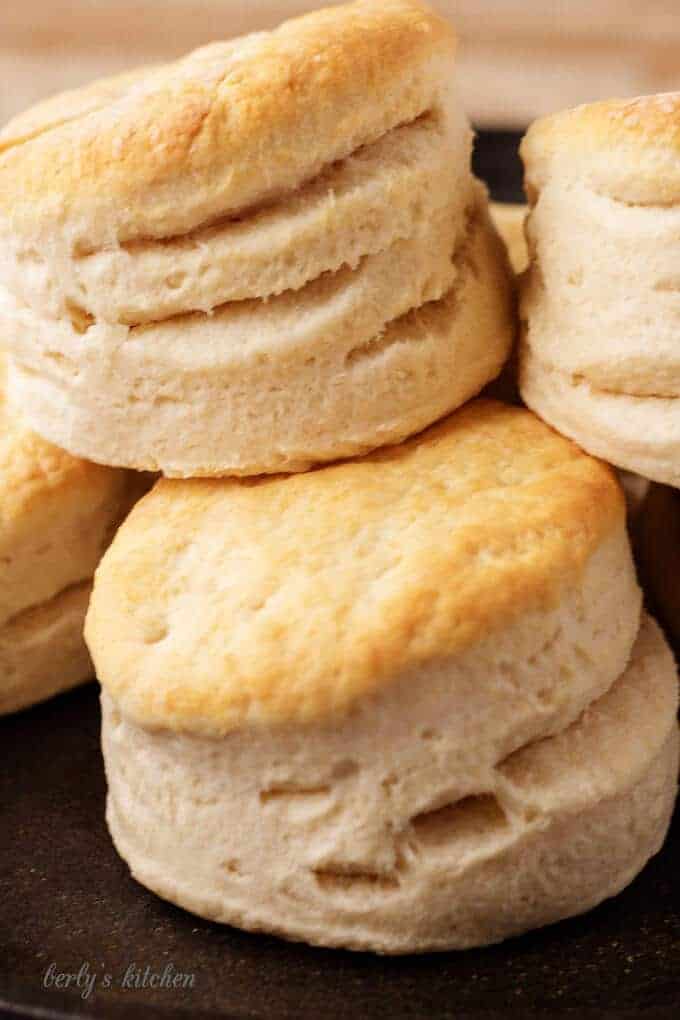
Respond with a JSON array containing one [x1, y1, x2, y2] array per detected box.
[[0, 1, 456, 246], [86, 401, 624, 734]]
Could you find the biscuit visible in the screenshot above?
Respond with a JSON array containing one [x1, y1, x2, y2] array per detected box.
[[0, 351, 138, 713], [0, 1, 514, 476], [520, 93, 680, 485], [88, 401, 663, 951]]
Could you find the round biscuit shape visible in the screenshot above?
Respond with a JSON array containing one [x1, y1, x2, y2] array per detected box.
[[0, 3, 514, 479], [520, 93, 680, 481], [85, 399, 639, 738]]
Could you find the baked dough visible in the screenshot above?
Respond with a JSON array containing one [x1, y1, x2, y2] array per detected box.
[[0, 1, 513, 476], [520, 93, 680, 485], [86, 400, 671, 952]]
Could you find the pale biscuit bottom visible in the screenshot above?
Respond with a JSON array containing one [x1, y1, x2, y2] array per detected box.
[[7, 205, 513, 477], [0, 582, 92, 716], [101, 614, 675, 954], [520, 345, 680, 488]]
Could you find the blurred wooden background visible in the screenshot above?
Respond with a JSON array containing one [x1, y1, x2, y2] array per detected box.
[[2, 1, 679, 129]]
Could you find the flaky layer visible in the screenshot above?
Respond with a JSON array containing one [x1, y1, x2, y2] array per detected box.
[[102, 614, 676, 952], [1, 99, 472, 325], [520, 94, 680, 443], [519, 345, 680, 487], [521, 178, 680, 397], [0, 1, 457, 250], [3, 164, 465, 341], [86, 399, 633, 736], [0, 582, 93, 715], [7, 201, 514, 476]]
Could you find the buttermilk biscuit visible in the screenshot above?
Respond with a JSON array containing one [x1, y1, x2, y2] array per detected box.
[[0, 352, 137, 715], [520, 93, 680, 486], [86, 401, 667, 952], [0, 0, 513, 477]]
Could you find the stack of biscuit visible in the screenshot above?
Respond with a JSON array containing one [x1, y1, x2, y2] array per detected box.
[[0, 0, 677, 955]]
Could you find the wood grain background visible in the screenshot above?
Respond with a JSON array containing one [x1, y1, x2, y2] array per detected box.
[[2, 2, 679, 128]]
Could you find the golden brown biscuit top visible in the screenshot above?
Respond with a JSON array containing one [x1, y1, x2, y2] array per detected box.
[[0, 0, 456, 249], [521, 92, 680, 205], [86, 401, 624, 737]]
